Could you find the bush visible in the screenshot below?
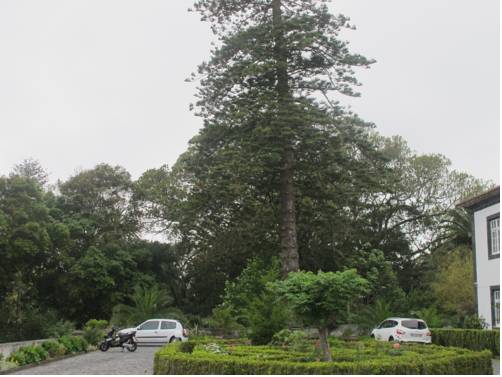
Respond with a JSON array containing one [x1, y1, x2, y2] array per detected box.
[[461, 315, 489, 329], [411, 306, 444, 328], [245, 290, 289, 345], [178, 341, 197, 354], [7, 345, 48, 366], [154, 337, 493, 375], [0, 359, 17, 372], [43, 319, 75, 338], [432, 328, 499, 356], [271, 330, 313, 353], [58, 335, 89, 354], [207, 305, 244, 337], [41, 339, 66, 358], [83, 319, 108, 346]]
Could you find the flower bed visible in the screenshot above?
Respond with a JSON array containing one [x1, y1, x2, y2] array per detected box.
[[431, 328, 499, 356], [154, 338, 493, 375]]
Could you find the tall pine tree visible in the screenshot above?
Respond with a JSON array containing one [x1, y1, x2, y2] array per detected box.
[[191, 0, 374, 276]]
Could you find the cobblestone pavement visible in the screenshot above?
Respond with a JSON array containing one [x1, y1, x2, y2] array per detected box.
[[492, 358, 499, 375], [10, 345, 161, 375]]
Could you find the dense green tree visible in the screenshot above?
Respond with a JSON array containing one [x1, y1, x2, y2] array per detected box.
[[11, 158, 49, 187], [429, 245, 475, 321], [273, 269, 368, 361], [191, 0, 374, 276]]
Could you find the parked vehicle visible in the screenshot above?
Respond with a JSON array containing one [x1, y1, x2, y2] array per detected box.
[[99, 327, 138, 352], [120, 319, 188, 344], [370, 318, 432, 343]]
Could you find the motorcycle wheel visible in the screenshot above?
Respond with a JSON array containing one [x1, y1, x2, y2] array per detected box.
[[99, 342, 110, 352], [127, 341, 137, 352]]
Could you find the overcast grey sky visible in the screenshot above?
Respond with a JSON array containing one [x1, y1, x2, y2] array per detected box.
[[0, 0, 499, 184]]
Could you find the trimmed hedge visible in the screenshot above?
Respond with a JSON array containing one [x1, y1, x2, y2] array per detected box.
[[154, 338, 493, 375], [432, 328, 500, 356]]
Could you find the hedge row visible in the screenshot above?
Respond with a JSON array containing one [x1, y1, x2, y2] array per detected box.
[[432, 328, 499, 356], [7, 336, 89, 366], [154, 339, 493, 375]]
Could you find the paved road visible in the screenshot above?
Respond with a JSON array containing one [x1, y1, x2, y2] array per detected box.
[[10, 346, 161, 375], [492, 358, 499, 375]]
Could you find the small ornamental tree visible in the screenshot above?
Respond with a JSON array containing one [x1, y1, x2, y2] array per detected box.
[[272, 269, 368, 361]]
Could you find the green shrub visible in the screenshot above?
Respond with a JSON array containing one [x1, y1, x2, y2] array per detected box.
[[215, 258, 285, 342], [7, 349, 26, 366], [7, 345, 48, 366], [58, 335, 88, 354], [411, 306, 444, 328], [432, 328, 499, 356], [178, 341, 197, 354], [207, 305, 245, 337], [41, 339, 66, 358], [271, 330, 313, 353], [461, 315, 489, 329], [83, 319, 108, 346], [246, 290, 289, 345], [0, 359, 18, 371], [154, 338, 493, 375], [42, 319, 75, 338]]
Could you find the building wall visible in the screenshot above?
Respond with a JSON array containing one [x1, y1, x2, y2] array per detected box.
[[474, 202, 500, 328]]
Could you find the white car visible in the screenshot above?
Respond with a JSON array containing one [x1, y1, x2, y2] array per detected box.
[[120, 319, 188, 344], [370, 317, 432, 343]]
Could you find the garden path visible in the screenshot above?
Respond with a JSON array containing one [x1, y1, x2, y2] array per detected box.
[[492, 358, 499, 375], [9, 345, 160, 375]]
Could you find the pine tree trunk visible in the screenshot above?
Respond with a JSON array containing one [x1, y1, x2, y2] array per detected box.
[[272, 0, 300, 278], [318, 326, 333, 362]]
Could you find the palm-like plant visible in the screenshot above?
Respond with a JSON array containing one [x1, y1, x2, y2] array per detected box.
[[111, 285, 178, 326], [442, 208, 471, 247]]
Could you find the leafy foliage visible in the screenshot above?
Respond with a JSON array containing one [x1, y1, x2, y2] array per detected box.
[[83, 319, 109, 346], [154, 337, 493, 374], [271, 329, 313, 353], [272, 269, 368, 361], [57, 335, 88, 354], [41, 340, 66, 358], [8, 345, 48, 366], [429, 245, 475, 319], [111, 285, 182, 327], [432, 329, 499, 356]]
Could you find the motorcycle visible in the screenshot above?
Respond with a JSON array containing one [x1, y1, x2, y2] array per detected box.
[[99, 327, 138, 352]]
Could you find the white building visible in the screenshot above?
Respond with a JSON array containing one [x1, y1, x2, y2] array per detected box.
[[459, 186, 500, 328]]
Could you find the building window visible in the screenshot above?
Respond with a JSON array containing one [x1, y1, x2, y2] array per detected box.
[[491, 286, 500, 328], [487, 214, 500, 259]]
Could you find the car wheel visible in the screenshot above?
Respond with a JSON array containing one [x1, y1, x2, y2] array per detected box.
[[388, 336, 394, 342], [169, 337, 180, 343], [370, 334, 374, 339]]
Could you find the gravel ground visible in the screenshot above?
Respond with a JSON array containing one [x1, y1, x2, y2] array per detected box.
[[10, 345, 161, 375]]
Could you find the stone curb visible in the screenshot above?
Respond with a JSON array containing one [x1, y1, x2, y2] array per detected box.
[[0, 351, 94, 375]]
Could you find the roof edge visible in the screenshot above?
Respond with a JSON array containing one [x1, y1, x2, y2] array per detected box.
[[456, 186, 500, 210]]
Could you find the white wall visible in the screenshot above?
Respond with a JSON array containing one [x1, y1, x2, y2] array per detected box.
[[474, 203, 500, 328]]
